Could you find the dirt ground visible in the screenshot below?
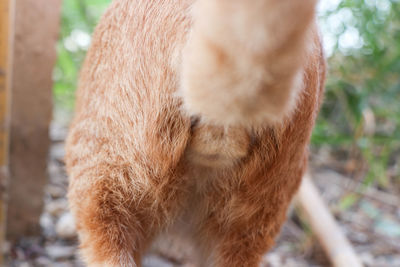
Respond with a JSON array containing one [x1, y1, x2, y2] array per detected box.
[[5, 123, 400, 267]]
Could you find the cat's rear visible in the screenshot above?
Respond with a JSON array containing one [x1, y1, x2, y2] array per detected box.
[[66, 0, 325, 266]]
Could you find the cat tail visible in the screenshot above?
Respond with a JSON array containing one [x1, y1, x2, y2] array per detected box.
[[180, 0, 319, 127]]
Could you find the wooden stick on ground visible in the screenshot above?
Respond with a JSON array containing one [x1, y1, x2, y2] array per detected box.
[[296, 173, 363, 267], [0, 0, 15, 263]]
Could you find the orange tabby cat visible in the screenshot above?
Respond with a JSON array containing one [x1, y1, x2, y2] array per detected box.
[[66, 0, 326, 266]]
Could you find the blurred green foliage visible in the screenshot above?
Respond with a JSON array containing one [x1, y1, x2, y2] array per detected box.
[[54, 0, 400, 186], [315, 0, 400, 187], [54, 0, 110, 110]]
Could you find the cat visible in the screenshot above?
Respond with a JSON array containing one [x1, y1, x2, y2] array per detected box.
[[65, 0, 326, 266]]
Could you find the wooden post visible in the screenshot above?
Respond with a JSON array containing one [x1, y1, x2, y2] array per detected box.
[[6, 0, 62, 239], [0, 0, 15, 262]]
